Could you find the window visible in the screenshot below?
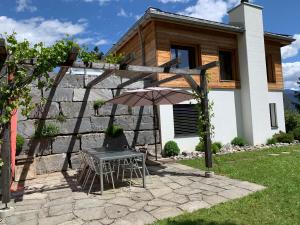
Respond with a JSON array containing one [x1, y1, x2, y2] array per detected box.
[[266, 54, 276, 83], [173, 104, 198, 136], [219, 50, 234, 81], [171, 45, 196, 69], [269, 103, 278, 128]]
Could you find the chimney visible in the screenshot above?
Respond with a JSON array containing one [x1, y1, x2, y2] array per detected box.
[[228, 2, 271, 145]]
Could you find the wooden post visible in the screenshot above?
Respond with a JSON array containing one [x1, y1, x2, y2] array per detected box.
[[200, 70, 213, 169], [1, 123, 11, 207]]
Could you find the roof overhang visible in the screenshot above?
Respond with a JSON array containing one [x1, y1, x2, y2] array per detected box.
[[107, 8, 295, 55]]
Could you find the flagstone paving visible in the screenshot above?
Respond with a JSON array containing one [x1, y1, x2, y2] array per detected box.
[[1, 163, 265, 225]]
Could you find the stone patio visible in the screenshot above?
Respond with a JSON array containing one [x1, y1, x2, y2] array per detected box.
[[1, 163, 265, 225]]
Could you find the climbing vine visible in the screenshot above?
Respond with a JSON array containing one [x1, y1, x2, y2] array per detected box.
[[193, 73, 215, 144], [0, 33, 121, 133]]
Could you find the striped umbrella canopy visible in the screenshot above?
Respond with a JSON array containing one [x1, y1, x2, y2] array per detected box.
[[106, 87, 194, 160], [106, 87, 194, 107]]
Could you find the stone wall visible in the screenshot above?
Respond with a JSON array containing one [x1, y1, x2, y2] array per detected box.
[[17, 72, 160, 176]]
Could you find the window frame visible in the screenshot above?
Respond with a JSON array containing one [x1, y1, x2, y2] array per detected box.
[[269, 103, 278, 129], [218, 48, 238, 82], [170, 44, 198, 69]]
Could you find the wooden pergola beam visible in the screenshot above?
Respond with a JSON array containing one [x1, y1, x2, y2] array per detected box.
[[72, 60, 218, 76], [118, 58, 181, 89], [146, 74, 183, 87], [72, 61, 204, 76], [53, 46, 79, 86]]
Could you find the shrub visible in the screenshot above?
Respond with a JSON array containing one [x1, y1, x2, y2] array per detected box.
[[293, 127, 300, 141], [285, 111, 300, 133], [105, 125, 123, 138], [16, 134, 25, 155], [214, 142, 223, 150], [273, 132, 294, 143], [231, 137, 246, 146], [195, 142, 221, 154], [164, 141, 180, 157], [267, 138, 277, 145], [35, 123, 60, 138], [195, 142, 204, 152], [93, 100, 105, 110]]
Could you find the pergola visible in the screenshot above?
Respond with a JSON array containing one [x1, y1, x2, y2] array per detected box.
[[0, 40, 219, 206]]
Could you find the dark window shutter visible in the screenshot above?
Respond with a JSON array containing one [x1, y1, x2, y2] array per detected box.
[[173, 104, 198, 136]]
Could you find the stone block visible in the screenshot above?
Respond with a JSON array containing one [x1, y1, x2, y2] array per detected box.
[[81, 133, 105, 149], [47, 118, 92, 135], [52, 136, 80, 154], [121, 77, 145, 89], [84, 75, 122, 89], [43, 88, 74, 102], [73, 88, 113, 102], [60, 102, 94, 118], [114, 116, 135, 130], [30, 88, 42, 104], [59, 74, 84, 88], [20, 138, 52, 156], [17, 108, 28, 121], [90, 117, 110, 131], [132, 106, 153, 116], [28, 102, 60, 119], [135, 130, 159, 145], [97, 104, 129, 116], [133, 116, 154, 130], [14, 160, 36, 181], [103, 131, 134, 148], [35, 154, 69, 175], [17, 120, 37, 138]]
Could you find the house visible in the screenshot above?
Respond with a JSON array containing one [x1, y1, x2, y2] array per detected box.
[[107, 1, 295, 151]]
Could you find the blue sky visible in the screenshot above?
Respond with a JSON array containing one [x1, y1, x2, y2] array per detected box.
[[0, 0, 299, 89]]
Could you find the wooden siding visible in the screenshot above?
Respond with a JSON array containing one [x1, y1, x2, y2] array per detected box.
[[115, 20, 285, 91], [154, 21, 240, 89], [117, 21, 157, 67], [265, 41, 284, 91]]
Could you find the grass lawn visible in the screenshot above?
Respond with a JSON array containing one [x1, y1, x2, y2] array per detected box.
[[152, 145, 300, 225]]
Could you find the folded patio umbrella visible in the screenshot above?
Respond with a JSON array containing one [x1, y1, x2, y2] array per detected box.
[[105, 87, 195, 160]]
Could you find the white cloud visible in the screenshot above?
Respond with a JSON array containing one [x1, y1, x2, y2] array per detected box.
[[281, 34, 300, 60], [0, 16, 86, 46], [179, 0, 254, 22], [283, 62, 300, 90], [95, 39, 109, 46], [83, 0, 111, 5], [117, 8, 128, 17], [158, 0, 189, 3], [16, 0, 37, 12]]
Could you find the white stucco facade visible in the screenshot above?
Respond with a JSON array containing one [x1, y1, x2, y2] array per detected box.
[[159, 89, 244, 152]]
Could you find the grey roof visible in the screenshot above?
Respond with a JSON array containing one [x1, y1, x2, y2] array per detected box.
[[107, 7, 294, 55]]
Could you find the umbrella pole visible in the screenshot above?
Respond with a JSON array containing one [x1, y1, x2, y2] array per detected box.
[[153, 103, 158, 161]]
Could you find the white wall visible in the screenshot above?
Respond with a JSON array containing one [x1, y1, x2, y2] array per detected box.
[[268, 91, 286, 135], [158, 89, 242, 153]]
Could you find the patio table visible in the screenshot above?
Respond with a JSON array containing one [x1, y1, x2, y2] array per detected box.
[[85, 148, 146, 194]]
